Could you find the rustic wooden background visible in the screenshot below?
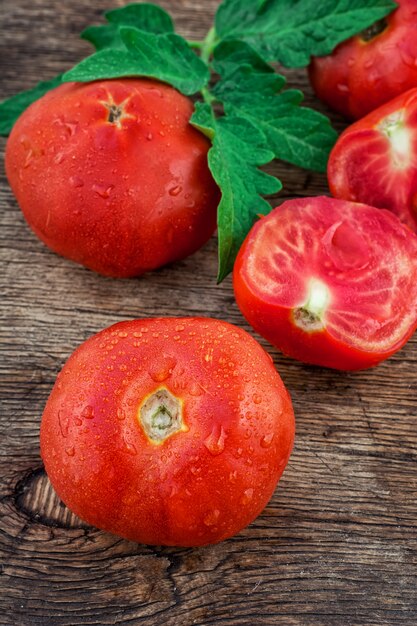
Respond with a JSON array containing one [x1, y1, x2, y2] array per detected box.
[[1, 1, 416, 625]]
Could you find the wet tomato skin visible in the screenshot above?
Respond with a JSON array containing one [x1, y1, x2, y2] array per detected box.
[[5, 80, 219, 277], [234, 197, 417, 371], [40, 318, 295, 547], [309, 0, 417, 120], [328, 88, 417, 232]]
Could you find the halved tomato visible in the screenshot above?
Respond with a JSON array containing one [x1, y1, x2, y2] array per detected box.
[[234, 197, 417, 370], [328, 88, 417, 232]]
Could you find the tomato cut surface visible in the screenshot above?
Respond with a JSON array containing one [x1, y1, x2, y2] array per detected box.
[[234, 197, 417, 370], [328, 88, 417, 232], [40, 318, 295, 546]]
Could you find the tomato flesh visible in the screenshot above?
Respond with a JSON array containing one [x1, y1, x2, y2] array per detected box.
[[6, 80, 219, 277], [234, 197, 417, 370], [40, 318, 295, 546], [309, 0, 417, 120], [328, 88, 417, 232]]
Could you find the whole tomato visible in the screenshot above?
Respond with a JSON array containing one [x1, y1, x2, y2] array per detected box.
[[328, 88, 417, 232], [5, 79, 219, 277], [40, 318, 295, 546], [234, 197, 417, 371], [309, 0, 417, 120]]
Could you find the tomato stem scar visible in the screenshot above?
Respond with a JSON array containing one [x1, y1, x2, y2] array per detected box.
[[99, 94, 136, 129], [360, 18, 388, 42], [139, 388, 186, 444], [293, 278, 330, 332]]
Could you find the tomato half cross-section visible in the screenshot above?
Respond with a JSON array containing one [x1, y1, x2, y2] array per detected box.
[[309, 0, 417, 120], [328, 88, 417, 232], [40, 318, 295, 546], [5, 79, 219, 277], [234, 197, 417, 371]]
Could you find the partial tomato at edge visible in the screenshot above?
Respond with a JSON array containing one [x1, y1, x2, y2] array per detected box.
[[328, 88, 417, 232], [234, 197, 417, 371], [40, 317, 295, 547], [6, 79, 219, 278], [309, 0, 417, 120]]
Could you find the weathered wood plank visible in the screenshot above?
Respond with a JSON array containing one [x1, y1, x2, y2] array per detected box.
[[1, 1, 416, 625]]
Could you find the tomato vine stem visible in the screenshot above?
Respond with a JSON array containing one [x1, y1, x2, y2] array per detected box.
[[200, 27, 218, 64]]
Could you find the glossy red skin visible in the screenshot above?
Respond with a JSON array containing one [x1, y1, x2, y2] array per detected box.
[[309, 0, 417, 120], [234, 197, 417, 371], [5, 80, 219, 277], [328, 88, 417, 232], [40, 318, 295, 547]]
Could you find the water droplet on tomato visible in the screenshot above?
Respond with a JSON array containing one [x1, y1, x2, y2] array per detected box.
[[92, 183, 115, 199], [260, 433, 274, 448], [337, 83, 349, 94], [240, 489, 254, 505], [229, 470, 238, 483], [122, 437, 137, 455], [146, 132, 153, 141], [69, 175, 84, 188], [117, 408, 126, 420], [58, 410, 69, 438], [397, 45, 417, 68], [74, 417, 83, 426], [169, 185, 182, 197], [148, 355, 177, 382], [63, 121, 77, 137], [81, 405, 94, 420], [253, 394, 262, 405], [54, 152, 65, 165], [204, 425, 226, 456], [203, 509, 220, 527], [23, 149, 34, 168], [189, 381, 204, 396]]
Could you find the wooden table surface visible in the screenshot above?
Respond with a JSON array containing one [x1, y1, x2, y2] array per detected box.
[[1, 1, 417, 625]]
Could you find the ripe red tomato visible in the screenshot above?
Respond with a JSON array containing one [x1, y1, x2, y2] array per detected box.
[[309, 0, 417, 120], [40, 317, 295, 546], [234, 197, 417, 371], [5, 79, 219, 277], [328, 88, 417, 232]]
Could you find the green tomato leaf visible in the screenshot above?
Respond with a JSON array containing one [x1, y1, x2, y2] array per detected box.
[[0, 74, 63, 137], [64, 28, 210, 96], [81, 3, 174, 51], [106, 3, 174, 32], [215, 0, 398, 67], [213, 41, 337, 172], [191, 102, 281, 282], [81, 25, 123, 51]]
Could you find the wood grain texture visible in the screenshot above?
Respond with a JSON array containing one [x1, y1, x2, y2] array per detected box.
[[1, 1, 416, 625]]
